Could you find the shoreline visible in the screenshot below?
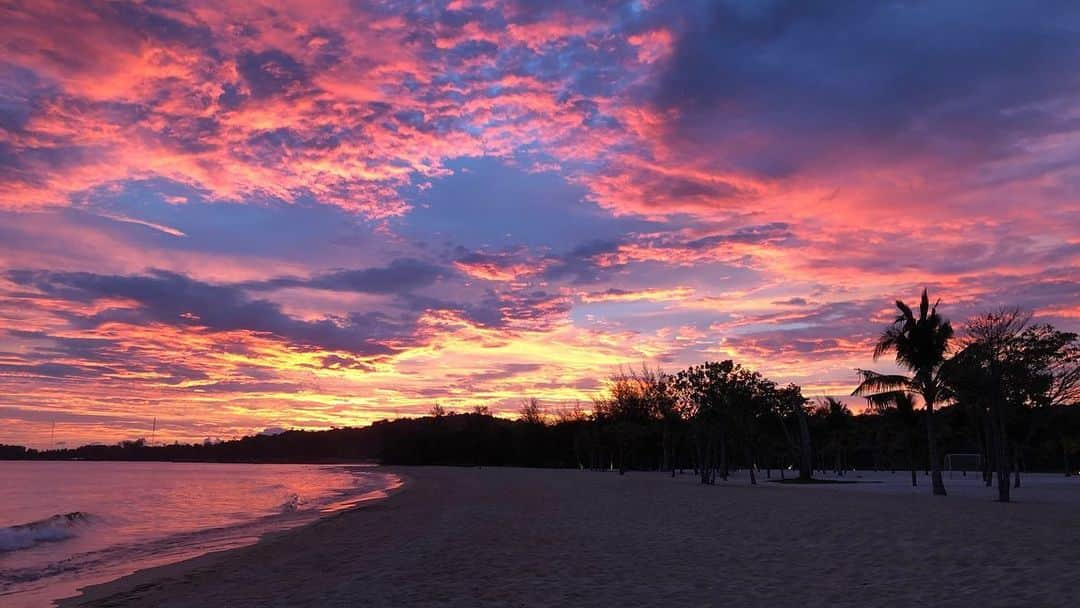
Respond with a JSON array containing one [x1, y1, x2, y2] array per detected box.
[[52, 469, 410, 608], [57, 467, 1080, 607]]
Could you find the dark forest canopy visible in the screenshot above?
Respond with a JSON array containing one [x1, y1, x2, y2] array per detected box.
[[3, 400, 1079, 475]]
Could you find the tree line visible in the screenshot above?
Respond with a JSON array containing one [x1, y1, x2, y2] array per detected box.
[[854, 290, 1078, 501], [2, 291, 1076, 503]]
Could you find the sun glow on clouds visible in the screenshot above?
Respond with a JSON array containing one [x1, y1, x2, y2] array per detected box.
[[1, 0, 1078, 446]]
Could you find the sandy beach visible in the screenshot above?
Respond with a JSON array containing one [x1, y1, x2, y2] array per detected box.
[[60, 467, 1080, 607]]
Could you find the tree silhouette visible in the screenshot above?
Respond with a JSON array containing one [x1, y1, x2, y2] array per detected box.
[[671, 361, 779, 485], [4, 299, 1076, 493], [855, 289, 953, 495], [859, 388, 920, 486], [673, 361, 733, 484], [593, 367, 671, 474], [1009, 323, 1080, 481], [945, 310, 1080, 500], [819, 397, 853, 476], [771, 383, 814, 481], [728, 367, 775, 485], [519, 398, 546, 425]]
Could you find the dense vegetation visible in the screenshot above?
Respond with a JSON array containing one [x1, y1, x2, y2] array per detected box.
[[4, 400, 1079, 477], [2, 292, 1077, 503]]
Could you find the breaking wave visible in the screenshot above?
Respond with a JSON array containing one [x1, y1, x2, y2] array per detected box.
[[0, 465, 399, 604], [0, 512, 91, 552], [278, 493, 300, 513]]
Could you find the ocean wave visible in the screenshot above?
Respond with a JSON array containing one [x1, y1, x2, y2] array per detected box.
[[0, 512, 90, 552], [277, 494, 300, 513], [1, 469, 399, 598]]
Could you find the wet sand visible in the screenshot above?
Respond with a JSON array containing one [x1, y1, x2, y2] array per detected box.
[[60, 467, 1080, 607]]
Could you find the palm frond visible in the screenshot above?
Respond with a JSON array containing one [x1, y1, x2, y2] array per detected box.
[[861, 390, 908, 407], [852, 369, 912, 396], [872, 325, 901, 361], [895, 299, 914, 323]]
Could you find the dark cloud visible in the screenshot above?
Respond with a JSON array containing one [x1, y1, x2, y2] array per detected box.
[[237, 49, 310, 98], [396, 292, 504, 327], [0, 362, 102, 379], [0, 406, 154, 428], [107, 1, 213, 48], [654, 0, 1080, 176], [151, 115, 222, 154], [461, 362, 545, 383], [302, 27, 348, 69], [0, 328, 213, 384], [7, 269, 395, 357], [0, 142, 106, 188], [542, 239, 624, 284], [397, 287, 570, 331], [453, 249, 518, 269], [445, 39, 500, 64], [952, 269, 1080, 322], [648, 174, 742, 202], [320, 354, 376, 371], [684, 223, 795, 250], [192, 380, 304, 394], [0, 64, 48, 133], [244, 258, 446, 294]]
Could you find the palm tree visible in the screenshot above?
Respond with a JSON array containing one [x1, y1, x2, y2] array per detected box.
[[854, 289, 953, 495]]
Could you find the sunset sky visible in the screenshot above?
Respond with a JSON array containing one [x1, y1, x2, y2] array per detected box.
[[1, 1, 1078, 448]]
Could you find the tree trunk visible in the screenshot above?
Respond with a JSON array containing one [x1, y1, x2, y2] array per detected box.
[[696, 427, 708, 485], [661, 424, 671, 473], [907, 430, 917, 487], [925, 397, 947, 496], [777, 415, 800, 468], [1063, 435, 1073, 477], [1013, 444, 1021, 488], [745, 445, 757, 486], [665, 425, 673, 477], [708, 434, 718, 484], [991, 412, 1009, 501], [990, 417, 1010, 501], [617, 429, 626, 476], [989, 365, 1010, 502], [795, 404, 813, 481], [719, 434, 728, 481]]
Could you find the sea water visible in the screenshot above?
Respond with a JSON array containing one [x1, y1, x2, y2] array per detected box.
[[0, 461, 399, 607]]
